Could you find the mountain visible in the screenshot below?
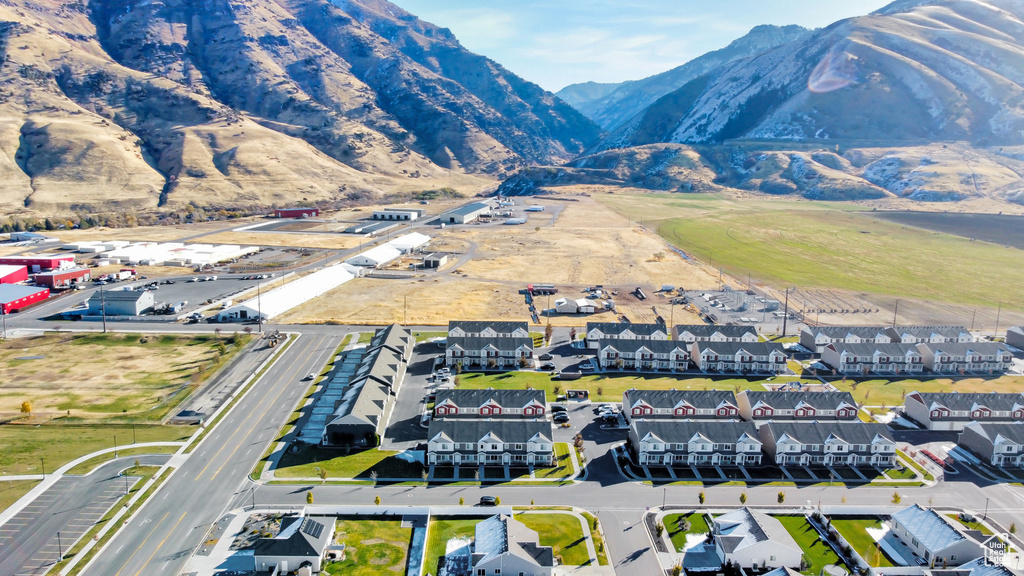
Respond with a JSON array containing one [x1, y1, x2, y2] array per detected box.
[[556, 25, 810, 131], [602, 0, 1024, 149], [0, 0, 601, 216]]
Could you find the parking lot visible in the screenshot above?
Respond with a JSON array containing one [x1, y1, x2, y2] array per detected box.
[[61, 275, 265, 319]]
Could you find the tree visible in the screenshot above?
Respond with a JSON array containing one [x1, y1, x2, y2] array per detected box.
[[317, 468, 328, 483], [370, 470, 378, 485], [569, 327, 577, 341], [672, 566, 682, 576], [544, 324, 553, 343], [217, 341, 228, 356], [739, 493, 747, 504], [20, 401, 31, 414], [374, 495, 381, 506], [698, 491, 705, 506], [459, 497, 464, 506], [777, 491, 785, 504], [656, 522, 664, 537], [495, 496, 501, 506], [1011, 523, 1017, 534], [306, 491, 314, 504], [891, 491, 901, 504]]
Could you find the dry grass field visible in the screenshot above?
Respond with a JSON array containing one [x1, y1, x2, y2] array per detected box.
[[198, 230, 365, 250], [0, 333, 240, 421], [51, 221, 241, 243]]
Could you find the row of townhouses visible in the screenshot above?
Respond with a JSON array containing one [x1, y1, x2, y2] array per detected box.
[[628, 420, 897, 469], [801, 325, 976, 353], [622, 389, 860, 423], [903, 392, 1024, 430], [584, 323, 759, 348], [446, 321, 534, 369], [597, 339, 788, 373], [821, 342, 1013, 375]]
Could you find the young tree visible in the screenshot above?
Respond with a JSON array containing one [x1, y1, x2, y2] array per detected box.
[[374, 495, 381, 506], [306, 491, 314, 504], [1010, 523, 1017, 534], [459, 497, 464, 506], [544, 324, 553, 344], [891, 491, 902, 505], [370, 470, 378, 485], [777, 491, 786, 504], [656, 523, 664, 537], [318, 468, 328, 483], [739, 493, 747, 504], [20, 401, 31, 414], [495, 497, 501, 506], [698, 491, 705, 506]]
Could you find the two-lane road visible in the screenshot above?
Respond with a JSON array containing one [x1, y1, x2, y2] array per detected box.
[[83, 332, 344, 576]]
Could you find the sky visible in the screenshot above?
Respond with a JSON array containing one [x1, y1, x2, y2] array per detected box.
[[390, 0, 893, 92]]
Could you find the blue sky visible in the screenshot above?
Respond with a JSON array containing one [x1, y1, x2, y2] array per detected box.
[[390, 0, 893, 91]]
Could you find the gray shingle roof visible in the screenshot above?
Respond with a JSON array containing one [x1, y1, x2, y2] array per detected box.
[[474, 514, 554, 568], [761, 421, 894, 445], [428, 419, 553, 444], [917, 342, 1012, 356], [961, 422, 1024, 444], [632, 420, 759, 445], [446, 336, 533, 351], [742, 391, 856, 411], [598, 339, 688, 355], [887, 325, 971, 340], [825, 343, 921, 356], [255, 515, 334, 558], [624, 389, 736, 410], [435, 388, 545, 410], [713, 508, 799, 554], [445, 202, 491, 217], [674, 325, 758, 339], [908, 392, 1024, 412], [952, 558, 1020, 576], [587, 322, 668, 337], [449, 321, 529, 335], [891, 504, 966, 552], [328, 325, 410, 429], [695, 342, 785, 356], [804, 326, 893, 340]]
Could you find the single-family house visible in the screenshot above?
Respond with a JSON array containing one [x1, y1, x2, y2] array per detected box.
[[799, 326, 893, 353], [758, 421, 896, 467], [887, 326, 974, 344], [737, 391, 859, 422], [433, 389, 547, 419], [958, 422, 1024, 468], [448, 321, 530, 339], [683, 508, 803, 572], [916, 342, 1014, 374], [821, 343, 924, 375], [622, 389, 739, 423], [888, 505, 983, 567], [597, 339, 690, 371], [254, 514, 336, 574], [426, 419, 554, 467], [903, 392, 1024, 431], [471, 514, 554, 576], [691, 342, 787, 374], [673, 325, 759, 344], [628, 420, 762, 467], [585, 322, 668, 349], [446, 336, 534, 370]]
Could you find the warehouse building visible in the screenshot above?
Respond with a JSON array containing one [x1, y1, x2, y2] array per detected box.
[[372, 208, 425, 221], [0, 255, 75, 273], [0, 265, 28, 284], [345, 244, 402, 268], [216, 264, 355, 322], [33, 268, 91, 289], [274, 207, 319, 218], [423, 253, 448, 268], [441, 202, 491, 224], [0, 285, 49, 313], [88, 289, 155, 316], [386, 232, 431, 254]]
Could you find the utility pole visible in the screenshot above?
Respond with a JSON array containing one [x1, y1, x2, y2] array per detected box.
[[404, 295, 408, 325], [57, 531, 62, 561], [970, 309, 977, 331], [994, 302, 1002, 340], [113, 435, 117, 458], [256, 280, 263, 334], [892, 299, 900, 327], [781, 288, 790, 337], [100, 284, 107, 333], [124, 471, 129, 495], [40, 458, 44, 476]]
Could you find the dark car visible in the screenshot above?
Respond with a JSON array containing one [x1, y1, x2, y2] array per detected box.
[[479, 496, 497, 506], [553, 413, 570, 423], [540, 363, 556, 370], [538, 353, 553, 361], [550, 405, 568, 413]]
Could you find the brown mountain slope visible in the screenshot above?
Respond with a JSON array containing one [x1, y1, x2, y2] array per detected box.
[[0, 0, 600, 216]]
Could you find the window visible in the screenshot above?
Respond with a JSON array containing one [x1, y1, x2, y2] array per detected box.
[[912, 538, 919, 547], [770, 556, 776, 562], [478, 570, 485, 576]]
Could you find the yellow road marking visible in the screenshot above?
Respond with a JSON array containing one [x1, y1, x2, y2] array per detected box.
[[132, 512, 187, 576], [113, 511, 169, 576]]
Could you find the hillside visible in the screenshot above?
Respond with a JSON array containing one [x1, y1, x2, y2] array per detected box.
[[0, 0, 601, 216], [556, 25, 810, 131]]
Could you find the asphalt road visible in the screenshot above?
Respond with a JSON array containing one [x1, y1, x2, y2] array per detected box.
[[0, 454, 170, 576], [80, 332, 343, 576]]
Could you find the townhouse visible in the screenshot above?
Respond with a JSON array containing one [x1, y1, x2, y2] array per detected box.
[[584, 322, 668, 349], [821, 343, 924, 376], [1007, 326, 1024, 350], [622, 389, 739, 423], [596, 339, 690, 371], [433, 389, 547, 419], [758, 421, 897, 467], [446, 336, 534, 370], [672, 324, 759, 344], [799, 326, 892, 353], [426, 419, 555, 467], [903, 392, 1024, 431], [691, 341, 787, 374], [958, 422, 1024, 468], [737, 391, 859, 422], [448, 320, 530, 339], [886, 325, 974, 344], [888, 505, 983, 568], [628, 420, 763, 467], [916, 342, 1014, 374]]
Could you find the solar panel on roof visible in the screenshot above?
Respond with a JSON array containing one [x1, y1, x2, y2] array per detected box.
[[301, 518, 325, 539]]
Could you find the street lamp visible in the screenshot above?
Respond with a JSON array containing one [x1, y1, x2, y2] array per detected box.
[[113, 434, 117, 459], [57, 531, 63, 562], [983, 497, 989, 521], [40, 458, 45, 476]]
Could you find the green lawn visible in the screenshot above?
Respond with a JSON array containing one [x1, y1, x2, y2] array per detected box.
[[829, 376, 1024, 408], [455, 372, 816, 402], [945, 514, 994, 535], [412, 331, 447, 343], [422, 518, 481, 576], [579, 511, 609, 565], [66, 445, 181, 475], [599, 192, 1024, 309], [516, 513, 591, 566], [879, 465, 916, 481], [0, 425, 193, 475], [274, 446, 423, 480], [324, 518, 411, 576], [831, 517, 895, 568], [775, 515, 846, 575], [0, 480, 38, 513], [664, 512, 711, 552], [356, 332, 374, 344]]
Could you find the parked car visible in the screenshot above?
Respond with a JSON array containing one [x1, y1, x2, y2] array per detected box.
[[540, 363, 556, 370], [553, 413, 570, 423], [303, 373, 316, 381], [601, 414, 619, 423], [550, 405, 567, 413], [479, 496, 497, 506], [187, 277, 199, 282], [538, 353, 553, 361], [580, 364, 595, 372], [958, 512, 976, 523]]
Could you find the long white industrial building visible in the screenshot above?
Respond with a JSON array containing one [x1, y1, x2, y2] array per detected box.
[[344, 232, 431, 268], [60, 240, 257, 266], [215, 264, 355, 322]]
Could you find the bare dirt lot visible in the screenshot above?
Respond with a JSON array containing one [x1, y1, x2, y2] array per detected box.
[[199, 230, 364, 250], [0, 333, 241, 421]]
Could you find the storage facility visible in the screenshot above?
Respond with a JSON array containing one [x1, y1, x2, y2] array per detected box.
[[343, 221, 397, 236], [215, 264, 355, 322], [61, 241, 257, 267], [0, 285, 49, 313], [0, 255, 75, 272], [386, 232, 431, 254], [441, 202, 491, 224], [423, 253, 448, 269], [372, 208, 425, 221], [274, 207, 319, 218], [345, 244, 403, 268], [0, 265, 28, 284], [33, 268, 91, 289], [88, 289, 155, 316], [555, 297, 599, 314]]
